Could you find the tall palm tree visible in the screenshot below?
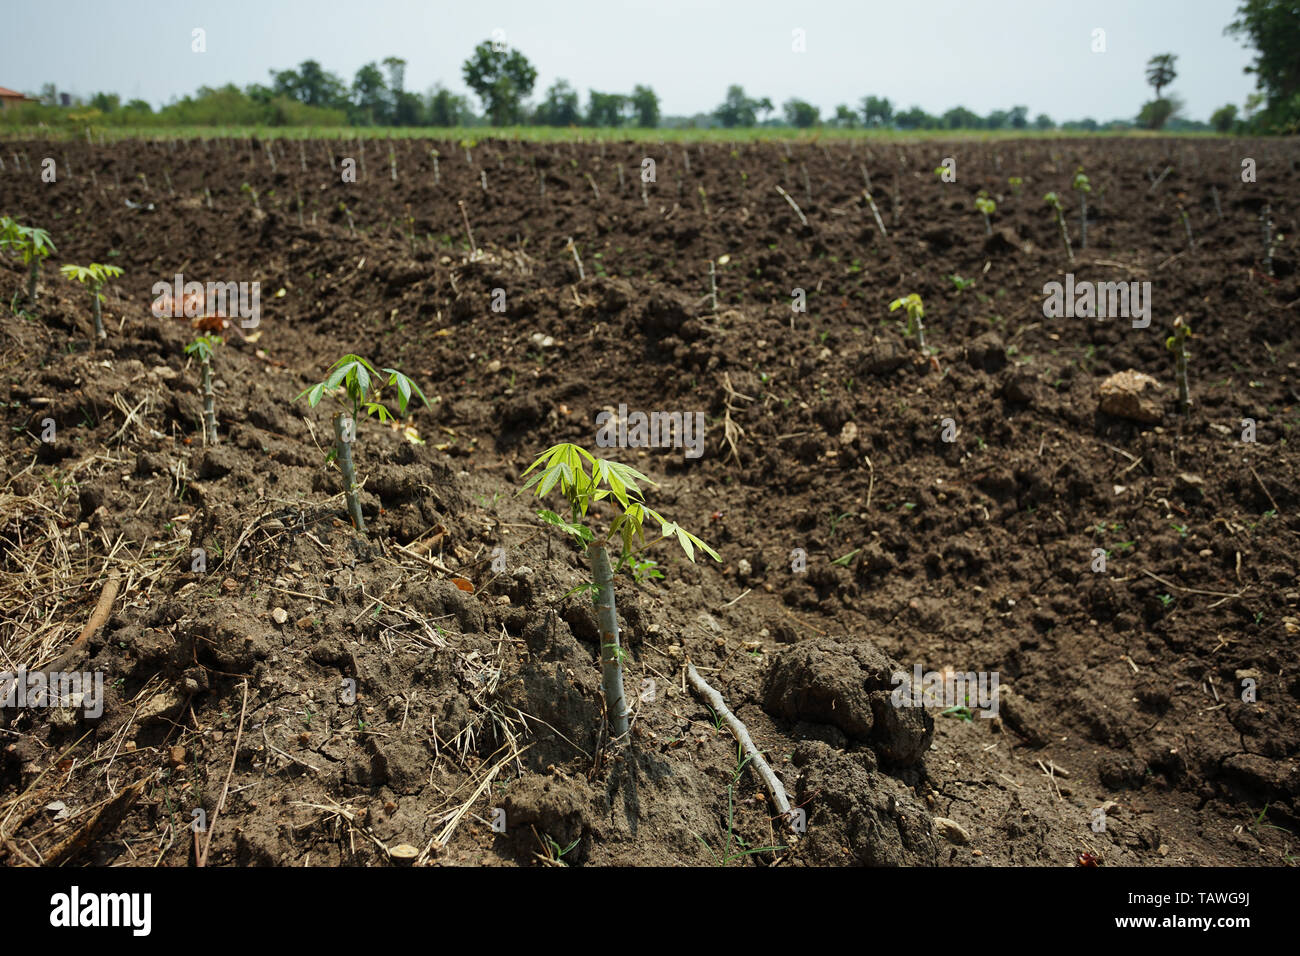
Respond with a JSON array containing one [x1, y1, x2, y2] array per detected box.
[[1146, 54, 1178, 100]]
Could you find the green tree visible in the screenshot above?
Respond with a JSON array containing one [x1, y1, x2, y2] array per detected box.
[[1034, 113, 1055, 130], [783, 98, 820, 128], [1211, 103, 1239, 131], [586, 90, 628, 127], [1009, 105, 1029, 128], [426, 85, 473, 126], [832, 104, 858, 128], [382, 57, 420, 126], [895, 105, 937, 129], [860, 95, 893, 127], [1226, 0, 1300, 132], [272, 60, 348, 109], [1146, 53, 1178, 100], [461, 40, 537, 126], [90, 92, 119, 113], [942, 105, 981, 129], [629, 84, 660, 128], [351, 62, 389, 125], [1138, 96, 1180, 129], [534, 79, 581, 125], [713, 85, 772, 127]]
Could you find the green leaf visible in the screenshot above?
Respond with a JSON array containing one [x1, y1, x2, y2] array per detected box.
[[676, 527, 695, 561], [392, 373, 411, 414], [324, 364, 351, 391], [679, 529, 721, 562], [537, 464, 563, 498]]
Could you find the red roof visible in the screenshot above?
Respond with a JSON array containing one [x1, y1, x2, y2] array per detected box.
[[0, 87, 32, 99]]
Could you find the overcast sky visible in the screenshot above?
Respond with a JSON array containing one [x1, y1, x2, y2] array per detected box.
[[2, 0, 1258, 122]]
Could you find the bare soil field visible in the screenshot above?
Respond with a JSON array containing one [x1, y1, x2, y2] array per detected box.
[[0, 135, 1296, 867]]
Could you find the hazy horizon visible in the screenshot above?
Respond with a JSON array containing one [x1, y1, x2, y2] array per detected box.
[[2, 0, 1259, 123]]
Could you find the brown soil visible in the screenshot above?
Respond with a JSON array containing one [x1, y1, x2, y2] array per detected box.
[[0, 135, 1297, 867]]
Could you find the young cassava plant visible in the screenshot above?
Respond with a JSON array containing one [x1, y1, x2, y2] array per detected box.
[[1072, 169, 1091, 249], [184, 335, 223, 444], [889, 293, 927, 351], [520, 443, 719, 739], [297, 355, 428, 534], [12, 223, 57, 306], [60, 263, 122, 340], [1166, 317, 1191, 414], [0, 216, 21, 254], [1043, 192, 1074, 263], [974, 192, 996, 236]]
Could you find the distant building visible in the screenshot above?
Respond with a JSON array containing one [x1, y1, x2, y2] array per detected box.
[[0, 87, 36, 111]]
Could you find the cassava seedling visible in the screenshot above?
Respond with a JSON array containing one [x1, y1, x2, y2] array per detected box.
[[1043, 192, 1074, 263], [1176, 201, 1195, 250], [520, 443, 719, 739], [0, 216, 21, 252], [185, 335, 222, 444], [1166, 317, 1191, 414], [1008, 176, 1023, 198], [889, 293, 927, 351], [60, 262, 122, 340], [1072, 169, 1091, 249], [974, 193, 996, 236], [9, 223, 57, 306], [297, 355, 428, 535]]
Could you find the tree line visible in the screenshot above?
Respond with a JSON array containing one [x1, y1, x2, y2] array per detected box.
[[5, 1, 1296, 134]]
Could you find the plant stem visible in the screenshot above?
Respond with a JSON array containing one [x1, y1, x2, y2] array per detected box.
[[458, 200, 477, 254], [1055, 209, 1074, 263], [1171, 319, 1191, 414], [567, 236, 584, 280], [1179, 206, 1195, 250], [26, 259, 39, 305], [333, 412, 365, 534], [201, 355, 217, 444], [863, 190, 887, 237], [774, 185, 808, 227], [589, 543, 628, 739], [1262, 204, 1274, 277], [1079, 194, 1088, 249], [92, 289, 105, 340]]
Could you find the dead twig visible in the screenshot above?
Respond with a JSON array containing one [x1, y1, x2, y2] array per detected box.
[[37, 573, 120, 674], [686, 663, 794, 836], [198, 678, 248, 867]]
